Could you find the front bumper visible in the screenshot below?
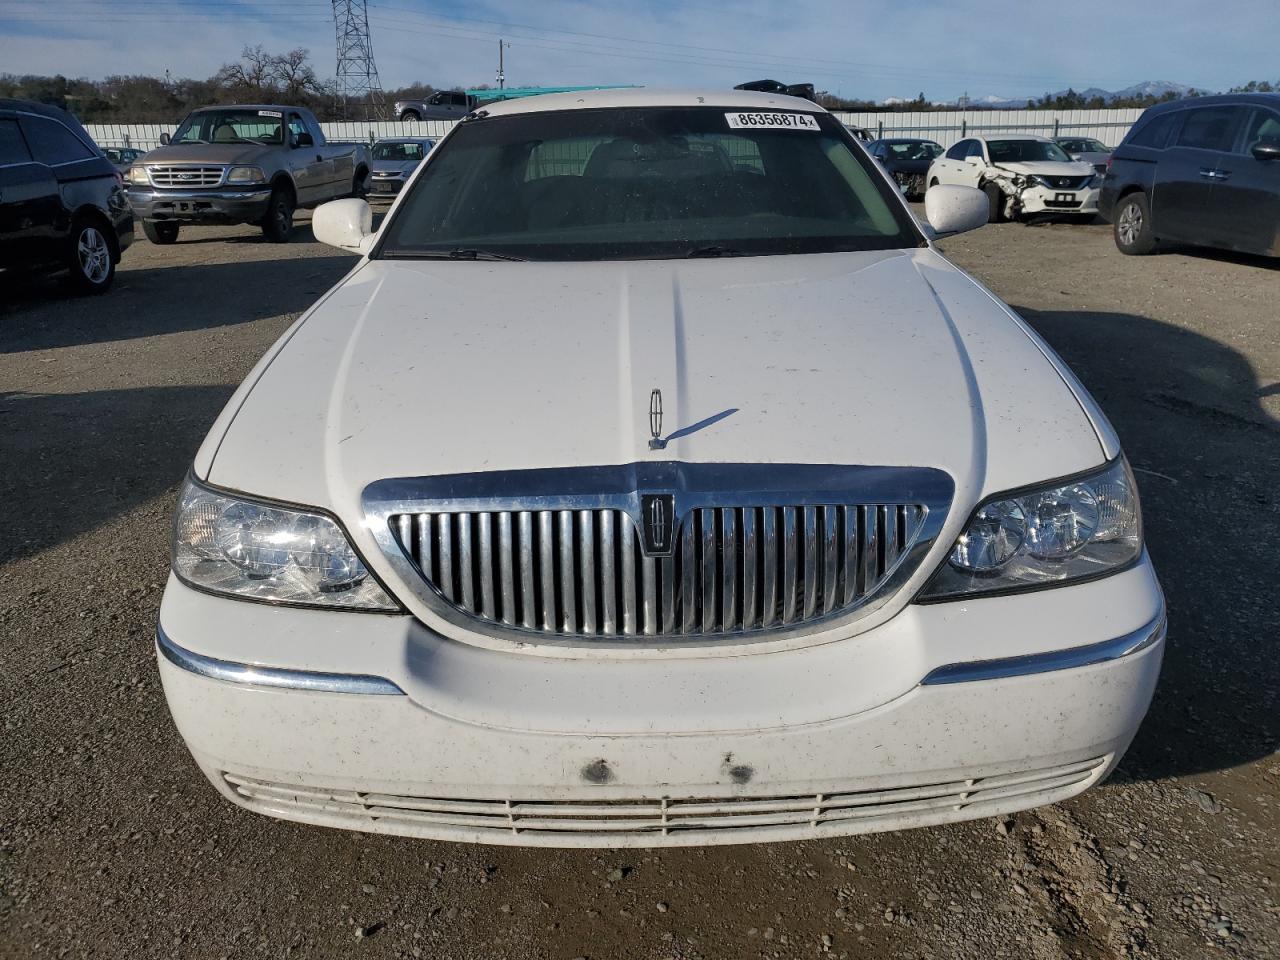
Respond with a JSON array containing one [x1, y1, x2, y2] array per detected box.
[[127, 187, 273, 224], [1018, 184, 1101, 216], [368, 176, 406, 196], [156, 555, 1165, 847]]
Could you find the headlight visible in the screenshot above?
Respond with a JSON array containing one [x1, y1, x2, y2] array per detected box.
[[127, 165, 150, 185], [919, 457, 1141, 601], [226, 165, 266, 184], [172, 476, 398, 611]]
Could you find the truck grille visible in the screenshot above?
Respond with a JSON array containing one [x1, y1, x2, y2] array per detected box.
[[145, 164, 225, 187], [390, 502, 927, 639]]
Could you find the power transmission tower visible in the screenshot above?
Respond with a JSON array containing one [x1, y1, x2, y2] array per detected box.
[[332, 0, 386, 119]]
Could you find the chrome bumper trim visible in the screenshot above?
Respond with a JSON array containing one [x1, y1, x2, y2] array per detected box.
[[128, 188, 273, 203], [922, 609, 1166, 686], [155, 626, 405, 696]]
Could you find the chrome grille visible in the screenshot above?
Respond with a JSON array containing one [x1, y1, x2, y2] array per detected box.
[[1039, 174, 1093, 190], [145, 164, 225, 187], [390, 503, 926, 639]]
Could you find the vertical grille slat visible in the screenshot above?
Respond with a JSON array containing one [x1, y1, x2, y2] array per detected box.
[[599, 511, 618, 634], [620, 519, 637, 636], [558, 512, 577, 633], [517, 512, 535, 629], [390, 500, 926, 641]]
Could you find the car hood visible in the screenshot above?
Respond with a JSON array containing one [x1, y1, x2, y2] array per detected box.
[[140, 143, 274, 166], [990, 160, 1096, 177], [372, 159, 418, 175], [205, 249, 1105, 535]]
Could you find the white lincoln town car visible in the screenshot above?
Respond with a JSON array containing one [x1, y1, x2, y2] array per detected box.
[[157, 89, 1164, 847]]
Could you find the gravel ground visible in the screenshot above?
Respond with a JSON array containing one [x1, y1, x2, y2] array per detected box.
[[1, 211, 1277, 960]]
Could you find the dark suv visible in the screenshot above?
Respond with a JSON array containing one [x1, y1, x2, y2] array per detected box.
[[1099, 93, 1280, 258], [0, 99, 133, 293]]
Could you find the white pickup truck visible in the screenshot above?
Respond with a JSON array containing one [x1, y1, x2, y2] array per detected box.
[[127, 104, 370, 243]]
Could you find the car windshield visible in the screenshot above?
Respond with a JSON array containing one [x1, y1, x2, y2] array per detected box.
[[374, 141, 428, 161], [171, 109, 284, 145], [884, 141, 942, 160], [987, 139, 1072, 163], [378, 106, 921, 261]]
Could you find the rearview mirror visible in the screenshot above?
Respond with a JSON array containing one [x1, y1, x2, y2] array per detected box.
[[313, 198, 375, 254], [923, 185, 988, 238], [1252, 141, 1280, 161], [159, 132, 170, 146]]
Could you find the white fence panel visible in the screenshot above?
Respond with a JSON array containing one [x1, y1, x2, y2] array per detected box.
[[86, 107, 1147, 153]]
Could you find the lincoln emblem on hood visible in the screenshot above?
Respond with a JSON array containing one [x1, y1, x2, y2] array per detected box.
[[649, 389, 665, 450]]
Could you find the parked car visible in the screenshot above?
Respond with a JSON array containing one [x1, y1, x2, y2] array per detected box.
[[868, 138, 943, 198], [368, 137, 435, 197], [1053, 136, 1112, 175], [103, 145, 145, 175], [1099, 93, 1280, 257], [394, 91, 474, 122], [157, 88, 1163, 848], [126, 104, 370, 244], [928, 134, 1100, 222], [0, 99, 133, 293]]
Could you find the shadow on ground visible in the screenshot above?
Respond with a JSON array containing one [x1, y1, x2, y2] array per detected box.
[[1014, 305, 1279, 784], [0, 385, 235, 562]]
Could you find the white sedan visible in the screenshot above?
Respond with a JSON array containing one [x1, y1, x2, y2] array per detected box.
[[156, 89, 1163, 848], [927, 134, 1102, 221]]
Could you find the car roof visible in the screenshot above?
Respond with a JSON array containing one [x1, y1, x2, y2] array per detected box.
[[188, 104, 300, 114], [373, 137, 434, 144], [978, 134, 1053, 142], [0, 98, 78, 121], [1141, 92, 1280, 115], [474, 87, 828, 117], [873, 138, 940, 144]]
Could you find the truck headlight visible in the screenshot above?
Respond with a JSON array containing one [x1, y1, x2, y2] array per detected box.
[[919, 457, 1142, 601], [172, 476, 399, 611], [226, 165, 267, 184], [127, 165, 150, 185]]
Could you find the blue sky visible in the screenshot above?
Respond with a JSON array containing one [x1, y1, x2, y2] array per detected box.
[[0, 0, 1276, 102]]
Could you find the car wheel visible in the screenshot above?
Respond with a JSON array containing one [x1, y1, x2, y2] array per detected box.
[[1114, 193, 1156, 255], [261, 187, 295, 243], [981, 182, 1007, 223], [65, 218, 116, 294], [142, 220, 179, 245], [399, 111, 421, 122]]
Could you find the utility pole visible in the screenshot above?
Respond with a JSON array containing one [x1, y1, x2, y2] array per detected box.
[[496, 39, 509, 90], [332, 0, 387, 119]]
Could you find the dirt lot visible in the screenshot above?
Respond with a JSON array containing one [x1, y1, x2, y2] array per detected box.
[[2, 212, 1277, 960]]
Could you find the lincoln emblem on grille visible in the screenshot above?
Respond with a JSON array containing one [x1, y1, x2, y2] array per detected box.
[[639, 493, 676, 556], [648, 389, 665, 450]]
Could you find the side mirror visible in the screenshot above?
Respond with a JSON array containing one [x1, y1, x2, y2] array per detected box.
[[923, 185, 989, 238], [1252, 141, 1280, 162], [159, 132, 170, 146], [296, 131, 315, 148], [313, 198, 375, 254], [964, 154, 984, 165]]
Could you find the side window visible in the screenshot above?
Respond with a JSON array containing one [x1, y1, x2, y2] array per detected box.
[[0, 119, 32, 165], [288, 115, 309, 142], [19, 116, 93, 164], [1243, 108, 1280, 153], [1128, 112, 1176, 149], [945, 139, 970, 160], [428, 93, 446, 105], [451, 93, 468, 107], [966, 140, 986, 160], [1175, 106, 1242, 152]]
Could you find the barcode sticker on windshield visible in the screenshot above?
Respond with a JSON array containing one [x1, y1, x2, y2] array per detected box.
[[725, 112, 820, 131], [258, 110, 283, 118]]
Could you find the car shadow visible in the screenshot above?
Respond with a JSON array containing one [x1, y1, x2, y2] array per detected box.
[[1012, 305, 1279, 784], [0, 385, 237, 563], [0, 254, 358, 353], [1149, 244, 1280, 270]]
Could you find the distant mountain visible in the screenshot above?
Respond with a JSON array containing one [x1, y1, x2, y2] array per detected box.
[[900, 81, 1200, 109]]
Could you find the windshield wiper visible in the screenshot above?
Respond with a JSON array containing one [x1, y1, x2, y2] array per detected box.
[[685, 245, 744, 258], [385, 248, 527, 262]]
